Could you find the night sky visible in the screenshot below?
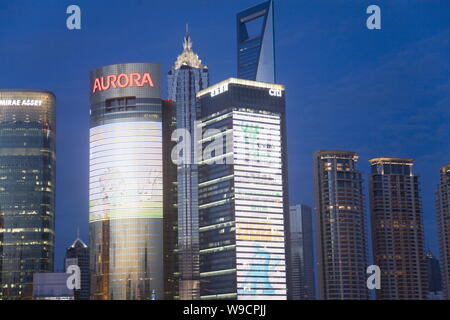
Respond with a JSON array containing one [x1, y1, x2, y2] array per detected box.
[[0, 0, 449, 270]]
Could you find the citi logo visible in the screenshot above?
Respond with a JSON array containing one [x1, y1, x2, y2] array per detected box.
[[269, 88, 282, 97], [92, 72, 155, 93], [210, 83, 229, 97]]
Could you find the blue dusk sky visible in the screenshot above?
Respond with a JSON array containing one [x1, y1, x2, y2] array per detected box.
[[0, 0, 449, 269]]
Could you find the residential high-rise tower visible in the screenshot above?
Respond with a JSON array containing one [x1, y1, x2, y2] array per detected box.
[[369, 157, 427, 300], [313, 150, 369, 300], [436, 162, 450, 299]]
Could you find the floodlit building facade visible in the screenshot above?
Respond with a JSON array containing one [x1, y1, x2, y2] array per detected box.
[[89, 63, 164, 300], [196, 78, 288, 300]]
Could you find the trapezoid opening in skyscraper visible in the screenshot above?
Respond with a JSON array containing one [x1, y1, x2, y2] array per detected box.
[[237, 0, 275, 83]]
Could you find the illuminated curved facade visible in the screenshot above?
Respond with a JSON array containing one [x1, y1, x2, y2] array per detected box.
[[89, 63, 163, 300], [0, 90, 56, 300]]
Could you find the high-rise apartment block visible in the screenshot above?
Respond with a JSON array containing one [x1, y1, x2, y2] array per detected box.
[[436, 162, 450, 299], [313, 151, 368, 300], [369, 157, 427, 300]]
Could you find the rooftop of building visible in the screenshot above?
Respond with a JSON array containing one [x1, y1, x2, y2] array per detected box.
[[314, 150, 359, 160], [440, 162, 450, 171], [0, 89, 55, 96], [68, 237, 88, 249], [197, 77, 284, 98], [172, 25, 207, 70], [369, 157, 415, 164]]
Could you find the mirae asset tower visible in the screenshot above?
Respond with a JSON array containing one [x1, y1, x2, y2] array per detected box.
[[89, 63, 164, 300], [0, 90, 56, 300]]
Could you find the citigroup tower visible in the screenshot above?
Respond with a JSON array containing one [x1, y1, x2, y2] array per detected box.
[[89, 63, 163, 300]]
